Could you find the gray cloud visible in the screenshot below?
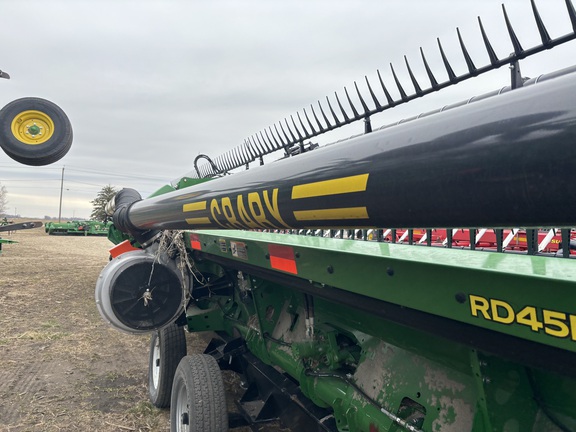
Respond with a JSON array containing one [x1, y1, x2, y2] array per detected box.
[[1, 0, 575, 218]]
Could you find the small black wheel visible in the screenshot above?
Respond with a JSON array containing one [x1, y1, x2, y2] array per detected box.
[[170, 354, 228, 432], [148, 323, 187, 408], [0, 97, 73, 166]]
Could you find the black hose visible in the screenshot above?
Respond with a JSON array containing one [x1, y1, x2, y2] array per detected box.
[[112, 188, 160, 247]]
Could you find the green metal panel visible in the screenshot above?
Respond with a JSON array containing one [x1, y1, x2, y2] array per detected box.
[[184, 229, 576, 431], [187, 230, 576, 353]]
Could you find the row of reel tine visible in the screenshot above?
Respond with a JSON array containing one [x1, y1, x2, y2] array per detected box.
[[197, 0, 576, 179]]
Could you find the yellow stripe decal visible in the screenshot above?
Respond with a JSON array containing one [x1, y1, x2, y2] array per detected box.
[[291, 174, 369, 199], [293, 207, 369, 221], [183, 201, 207, 212], [185, 217, 211, 225]]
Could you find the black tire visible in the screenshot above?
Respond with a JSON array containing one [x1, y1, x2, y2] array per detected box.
[[170, 354, 228, 432], [148, 323, 187, 408], [0, 97, 73, 166]]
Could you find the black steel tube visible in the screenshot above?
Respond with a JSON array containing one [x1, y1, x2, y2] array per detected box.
[[113, 188, 160, 245], [123, 70, 576, 231]]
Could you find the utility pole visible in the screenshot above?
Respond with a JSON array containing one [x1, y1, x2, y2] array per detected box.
[[58, 166, 64, 222]]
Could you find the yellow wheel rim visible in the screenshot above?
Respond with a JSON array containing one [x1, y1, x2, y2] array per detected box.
[[10, 110, 55, 145]]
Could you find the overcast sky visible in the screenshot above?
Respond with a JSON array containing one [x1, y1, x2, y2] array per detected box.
[[1, 0, 576, 219]]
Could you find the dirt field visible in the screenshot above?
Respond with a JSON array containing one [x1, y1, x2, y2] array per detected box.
[[0, 224, 273, 432]]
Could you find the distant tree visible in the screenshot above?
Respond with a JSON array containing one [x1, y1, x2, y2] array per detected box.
[[90, 185, 118, 222], [0, 182, 8, 216]]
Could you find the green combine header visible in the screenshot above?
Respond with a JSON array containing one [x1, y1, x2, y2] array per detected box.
[[45, 220, 110, 236], [95, 2, 576, 431]]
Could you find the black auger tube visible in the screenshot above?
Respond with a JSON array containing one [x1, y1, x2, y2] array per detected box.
[[112, 188, 160, 247], [121, 70, 576, 232]]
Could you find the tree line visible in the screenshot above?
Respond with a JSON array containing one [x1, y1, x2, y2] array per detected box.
[[0, 182, 117, 222]]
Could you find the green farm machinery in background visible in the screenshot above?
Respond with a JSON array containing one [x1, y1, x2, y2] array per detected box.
[[95, 2, 576, 431], [45, 220, 110, 236], [0, 220, 43, 254]]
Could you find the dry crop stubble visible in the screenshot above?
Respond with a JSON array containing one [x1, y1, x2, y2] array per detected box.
[[0, 227, 170, 431], [0, 227, 283, 432]]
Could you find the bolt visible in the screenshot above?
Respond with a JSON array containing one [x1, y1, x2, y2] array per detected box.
[[455, 292, 466, 304], [181, 412, 189, 425], [327, 265, 334, 274], [386, 267, 394, 276]]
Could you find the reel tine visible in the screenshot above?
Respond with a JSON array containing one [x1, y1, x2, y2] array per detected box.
[[207, 156, 217, 174], [478, 17, 499, 66], [325, 96, 342, 126], [273, 124, 287, 148], [240, 141, 251, 163], [457, 28, 477, 75], [256, 132, 274, 153], [245, 136, 258, 155], [334, 91, 350, 121], [290, 115, 304, 141], [404, 55, 423, 95], [218, 154, 229, 171], [530, 0, 551, 45], [234, 147, 243, 166], [199, 165, 207, 178], [303, 107, 318, 134], [225, 153, 234, 170], [390, 63, 408, 101], [284, 118, 298, 142], [259, 130, 276, 152], [317, 100, 332, 129], [278, 121, 292, 145], [310, 102, 330, 133], [377, 69, 395, 106], [242, 144, 251, 164], [502, 4, 523, 56], [243, 145, 253, 166], [230, 149, 240, 169], [567, 0, 576, 32], [245, 139, 258, 160], [253, 132, 266, 153], [437, 38, 457, 83], [249, 135, 265, 154], [365, 76, 382, 109], [246, 142, 255, 163], [354, 81, 370, 115], [266, 127, 283, 150], [225, 150, 234, 168], [297, 112, 312, 137], [244, 138, 254, 157], [244, 139, 255, 160], [211, 155, 221, 172], [231, 148, 241, 167], [420, 47, 439, 89], [344, 86, 360, 118]]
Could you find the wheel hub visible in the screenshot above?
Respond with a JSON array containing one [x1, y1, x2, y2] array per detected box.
[[10, 110, 54, 145]]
